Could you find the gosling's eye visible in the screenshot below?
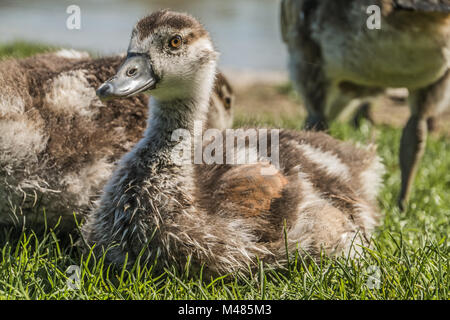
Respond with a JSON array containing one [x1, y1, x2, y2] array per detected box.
[[224, 97, 232, 110], [127, 67, 138, 77], [169, 35, 182, 49]]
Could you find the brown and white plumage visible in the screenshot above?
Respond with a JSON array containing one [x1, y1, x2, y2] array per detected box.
[[0, 50, 234, 231], [82, 10, 385, 275], [280, 0, 450, 210]]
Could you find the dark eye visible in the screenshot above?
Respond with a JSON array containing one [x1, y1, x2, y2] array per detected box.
[[127, 67, 138, 77], [169, 35, 182, 49], [224, 97, 232, 109]]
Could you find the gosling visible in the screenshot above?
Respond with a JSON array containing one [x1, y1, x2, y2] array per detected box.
[[82, 10, 385, 275]]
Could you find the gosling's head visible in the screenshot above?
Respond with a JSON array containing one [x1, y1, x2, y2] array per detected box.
[[97, 10, 218, 101]]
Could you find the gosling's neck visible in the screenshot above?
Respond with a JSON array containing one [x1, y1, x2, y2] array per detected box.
[[142, 67, 216, 155]]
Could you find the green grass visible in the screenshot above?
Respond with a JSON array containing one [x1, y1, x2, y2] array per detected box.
[[0, 42, 448, 300], [0, 41, 57, 60]]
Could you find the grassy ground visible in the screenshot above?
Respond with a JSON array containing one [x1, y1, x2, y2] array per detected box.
[[0, 42, 448, 300], [0, 41, 57, 59]]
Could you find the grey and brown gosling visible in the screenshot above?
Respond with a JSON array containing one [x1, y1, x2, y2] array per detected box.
[[82, 10, 385, 276]]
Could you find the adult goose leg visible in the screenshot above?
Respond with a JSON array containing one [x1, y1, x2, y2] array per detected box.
[[399, 70, 450, 210]]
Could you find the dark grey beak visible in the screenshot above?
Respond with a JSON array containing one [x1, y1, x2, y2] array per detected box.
[[96, 53, 157, 100]]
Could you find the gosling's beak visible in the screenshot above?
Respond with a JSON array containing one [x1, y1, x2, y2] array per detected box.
[[96, 53, 158, 100]]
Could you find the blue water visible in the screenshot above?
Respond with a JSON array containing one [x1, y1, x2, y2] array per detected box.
[[0, 0, 287, 71]]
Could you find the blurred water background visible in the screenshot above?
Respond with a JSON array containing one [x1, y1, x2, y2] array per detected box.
[[0, 0, 287, 71]]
